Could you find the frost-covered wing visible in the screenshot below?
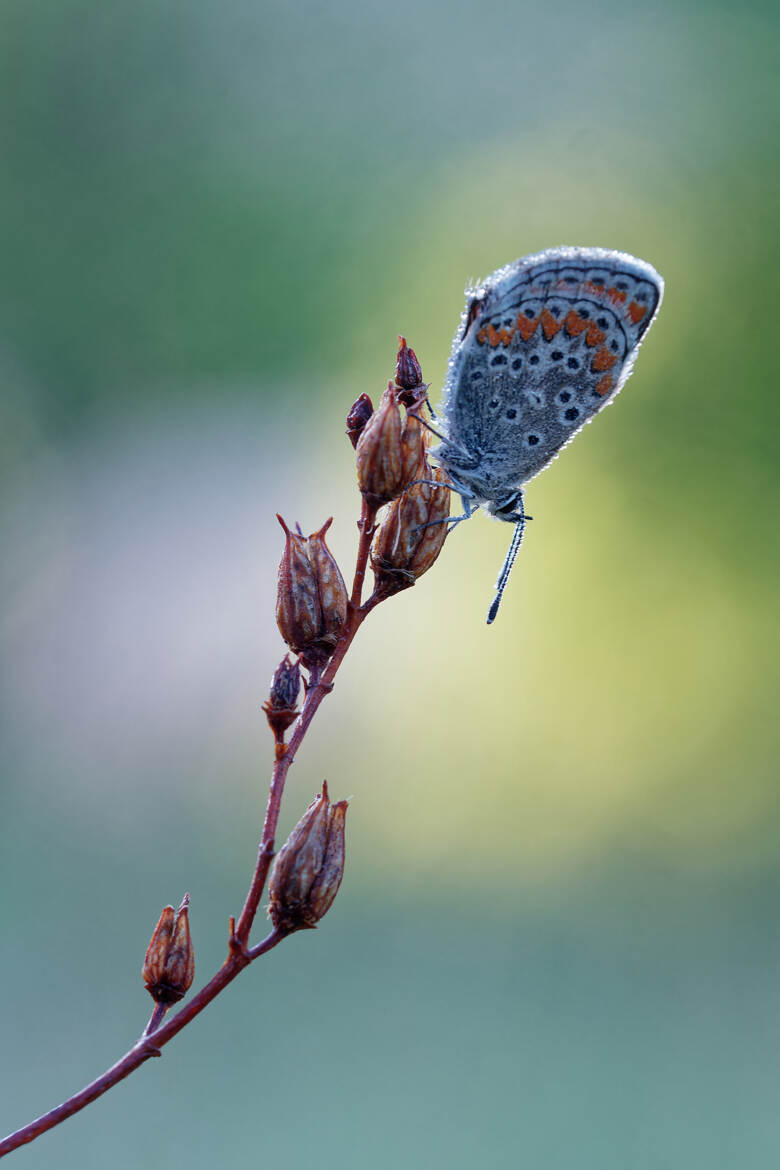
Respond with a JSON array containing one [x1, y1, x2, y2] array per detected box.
[[441, 247, 663, 490]]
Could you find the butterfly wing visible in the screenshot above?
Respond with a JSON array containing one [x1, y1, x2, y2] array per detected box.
[[441, 247, 663, 496]]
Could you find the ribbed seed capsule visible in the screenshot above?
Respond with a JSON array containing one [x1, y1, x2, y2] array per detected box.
[[276, 517, 348, 656], [268, 782, 348, 933], [276, 518, 320, 653], [371, 463, 451, 595], [306, 522, 349, 648], [142, 894, 195, 1005], [356, 383, 425, 508]]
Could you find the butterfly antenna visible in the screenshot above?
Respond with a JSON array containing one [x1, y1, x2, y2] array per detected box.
[[487, 517, 526, 625]]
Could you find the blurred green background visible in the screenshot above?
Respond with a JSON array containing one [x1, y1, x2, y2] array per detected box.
[[2, 0, 779, 1165]]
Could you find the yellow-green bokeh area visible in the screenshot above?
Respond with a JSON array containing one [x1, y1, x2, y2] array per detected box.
[[2, 0, 780, 1167]]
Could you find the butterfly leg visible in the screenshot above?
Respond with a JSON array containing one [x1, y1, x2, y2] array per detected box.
[[416, 500, 478, 533], [407, 476, 454, 491]]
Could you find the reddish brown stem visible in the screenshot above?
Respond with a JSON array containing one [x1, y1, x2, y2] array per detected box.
[[0, 501, 381, 1160]]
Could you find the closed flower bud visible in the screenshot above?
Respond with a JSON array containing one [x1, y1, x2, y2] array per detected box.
[[263, 655, 301, 740], [276, 517, 348, 657], [371, 463, 451, 596], [346, 393, 374, 449], [394, 336, 424, 405], [356, 382, 426, 508], [268, 782, 347, 933], [142, 894, 195, 1005]]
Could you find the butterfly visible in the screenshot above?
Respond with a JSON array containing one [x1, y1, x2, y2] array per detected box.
[[432, 246, 664, 622]]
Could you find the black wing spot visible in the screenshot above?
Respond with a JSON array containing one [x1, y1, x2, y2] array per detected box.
[[529, 355, 539, 366], [506, 408, 517, 420], [564, 407, 579, 421], [527, 434, 540, 446], [490, 353, 508, 366], [567, 357, 579, 370]]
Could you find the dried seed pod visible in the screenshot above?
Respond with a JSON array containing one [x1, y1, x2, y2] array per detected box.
[[306, 521, 349, 648], [355, 382, 427, 508], [276, 517, 348, 656], [371, 463, 451, 596], [268, 782, 348, 933], [399, 392, 427, 486], [263, 655, 301, 740], [355, 382, 403, 509], [142, 894, 195, 1005], [276, 517, 321, 653], [346, 393, 374, 449]]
